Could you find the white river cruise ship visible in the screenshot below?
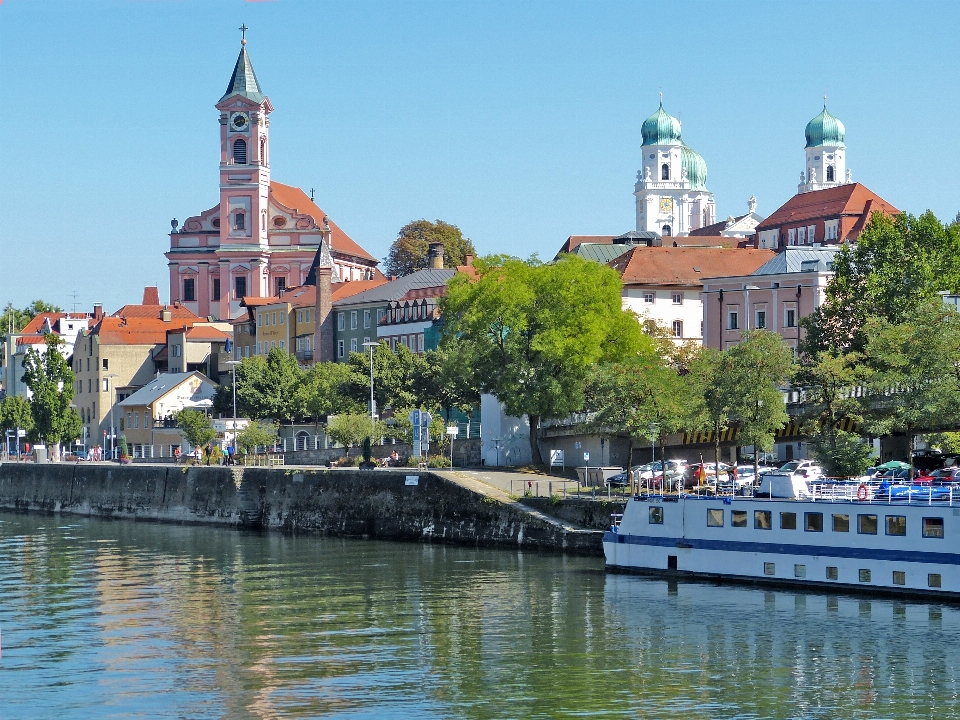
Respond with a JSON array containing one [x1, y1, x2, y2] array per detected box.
[[604, 490, 960, 599]]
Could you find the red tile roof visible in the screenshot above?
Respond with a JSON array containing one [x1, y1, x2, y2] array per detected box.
[[142, 287, 161, 305], [332, 279, 388, 301], [610, 247, 776, 286], [755, 183, 899, 239], [183, 326, 230, 342], [270, 182, 378, 263], [96, 317, 187, 345], [662, 235, 739, 248], [111, 303, 201, 321]]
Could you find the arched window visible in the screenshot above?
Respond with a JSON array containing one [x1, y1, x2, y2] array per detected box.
[[235, 212, 245, 230], [661, 225, 671, 236], [260, 138, 267, 165], [233, 138, 247, 164], [826, 165, 834, 182], [661, 163, 670, 180]]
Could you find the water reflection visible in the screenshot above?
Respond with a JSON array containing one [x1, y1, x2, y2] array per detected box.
[[1, 513, 959, 718]]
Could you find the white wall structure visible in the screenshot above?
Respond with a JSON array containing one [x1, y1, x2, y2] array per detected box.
[[480, 393, 532, 467], [634, 103, 715, 237]]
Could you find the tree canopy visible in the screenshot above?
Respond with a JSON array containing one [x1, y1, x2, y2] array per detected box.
[[21, 335, 78, 449], [176, 409, 217, 449], [0, 300, 62, 342], [383, 220, 476, 277], [442, 253, 651, 462]]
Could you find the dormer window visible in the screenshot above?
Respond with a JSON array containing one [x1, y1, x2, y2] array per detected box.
[[661, 164, 670, 180], [233, 138, 247, 164]]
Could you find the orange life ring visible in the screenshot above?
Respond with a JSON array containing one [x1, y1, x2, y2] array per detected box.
[[857, 484, 868, 501]]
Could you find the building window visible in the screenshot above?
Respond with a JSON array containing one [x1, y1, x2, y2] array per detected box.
[[235, 212, 245, 230], [826, 566, 839, 580], [672, 320, 683, 338], [707, 509, 723, 527], [275, 278, 286, 296], [417, 334, 424, 352], [279, 341, 284, 350], [661, 163, 670, 180], [271, 312, 277, 325], [826, 165, 834, 182], [788, 228, 796, 246], [102, 358, 109, 370], [338, 313, 345, 331], [784, 308, 796, 328], [256, 341, 262, 354], [337, 340, 344, 358], [257, 314, 263, 327], [279, 312, 284, 325], [858, 514, 878, 534], [350, 338, 358, 353], [297, 311, 302, 323], [804, 512, 823, 532], [780, 512, 797, 529], [923, 517, 945, 538], [363, 309, 371, 328], [728, 311, 739, 330], [212, 278, 220, 301], [755, 310, 766, 329], [661, 225, 671, 236], [183, 278, 196, 302], [893, 571, 905, 586], [351, 311, 358, 330], [672, 292, 683, 305], [754, 511, 772, 529], [649, 507, 664, 524], [643, 292, 654, 304], [929, 573, 942, 588], [235, 276, 247, 299], [859, 569, 872, 583], [798, 227, 806, 244], [832, 514, 850, 532], [134, 413, 139, 429], [763, 562, 776, 576], [886, 515, 907, 536], [807, 225, 816, 243], [233, 138, 247, 164]]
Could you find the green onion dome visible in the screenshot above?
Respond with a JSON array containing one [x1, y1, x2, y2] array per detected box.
[[681, 144, 707, 190], [805, 106, 846, 148], [641, 103, 682, 146]]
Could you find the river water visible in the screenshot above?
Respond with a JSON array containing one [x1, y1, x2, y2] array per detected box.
[[1, 512, 958, 719]]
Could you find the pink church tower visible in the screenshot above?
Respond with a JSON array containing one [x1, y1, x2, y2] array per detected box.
[[167, 32, 380, 321]]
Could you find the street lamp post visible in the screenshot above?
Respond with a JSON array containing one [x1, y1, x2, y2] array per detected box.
[[362, 342, 378, 441], [104, 373, 118, 460], [226, 360, 241, 462]]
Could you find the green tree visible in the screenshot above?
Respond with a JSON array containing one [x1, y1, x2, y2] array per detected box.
[[796, 351, 872, 477], [236, 421, 279, 455], [326, 414, 385, 456], [412, 340, 481, 422], [61, 407, 83, 451], [176, 409, 217, 449], [384, 219, 476, 277], [861, 302, 960, 478], [0, 395, 34, 437], [344, 341, 417, 412], [304, 361, 362, 418], [804, 211, 960, 353], [443, 254, 651, 464], [0, 300, 63, 342], [226, 350, 308, 423], [725, 330, 796, 479], [685, 347, 737, 481], [21, 335, 76, 451]]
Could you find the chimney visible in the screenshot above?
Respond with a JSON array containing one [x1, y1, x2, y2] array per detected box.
[[161, 305, 172, 323], [428, 242, 444, 269], [93, 303, 104, 321], [315, 267, 333, 362], [463, 252, 474, 267]]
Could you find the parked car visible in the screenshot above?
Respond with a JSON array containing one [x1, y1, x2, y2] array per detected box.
[[683, 462, 732, 488], [777, 460, 824, 479], [928, 467, 960, 484], [636, 460, 687, 485]]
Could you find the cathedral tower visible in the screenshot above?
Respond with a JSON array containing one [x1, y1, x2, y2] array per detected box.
[[798, 103, 850, 194]]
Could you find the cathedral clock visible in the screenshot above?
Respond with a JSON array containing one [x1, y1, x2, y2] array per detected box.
[[659, 197, 674, 214], [231, 112, 249, 131]]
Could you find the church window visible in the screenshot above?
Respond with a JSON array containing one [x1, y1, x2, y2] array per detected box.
[[661, 225, 671, 236], [183, 278, 196, 302], [233, 138, 247, 164], [661, 164, 670, 180], [212, 279, 221, 301], [235, 276, 247, 299], [235, 212, 245, 230], [826, 165, 835, 182]]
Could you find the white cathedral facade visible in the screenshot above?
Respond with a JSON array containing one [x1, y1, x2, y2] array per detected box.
[[634, 103, 716, 237]]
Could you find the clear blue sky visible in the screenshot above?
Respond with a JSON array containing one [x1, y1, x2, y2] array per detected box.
[[2, 0, 960, 312]]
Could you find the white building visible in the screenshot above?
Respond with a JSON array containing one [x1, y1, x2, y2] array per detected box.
[[634, 103, 716, 237]]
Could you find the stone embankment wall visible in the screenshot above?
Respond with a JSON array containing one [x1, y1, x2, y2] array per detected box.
[[520, 497, 626, 531], [0, 464, 601, 555]]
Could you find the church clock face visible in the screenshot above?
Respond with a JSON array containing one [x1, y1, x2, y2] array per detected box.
[[659, 197, 674, 214], [231, 112, 249, 131]]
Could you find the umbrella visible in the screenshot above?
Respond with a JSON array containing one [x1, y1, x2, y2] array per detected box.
[[878, 460, 910, 470]]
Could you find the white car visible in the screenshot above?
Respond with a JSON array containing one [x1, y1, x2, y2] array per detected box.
[[777, 460, 824, 479]]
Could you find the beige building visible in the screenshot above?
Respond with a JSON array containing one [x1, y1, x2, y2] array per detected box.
[[117, 372, 218, 458]]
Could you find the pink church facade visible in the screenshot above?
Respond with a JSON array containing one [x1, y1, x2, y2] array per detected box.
[[166, 41, 380, 321]]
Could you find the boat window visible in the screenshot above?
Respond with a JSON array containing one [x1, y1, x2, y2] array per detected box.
[[923, 517, 944, 538], [731, 510, 747, 527], [832, 514, 850, 532], [826, 566, 839, 580], [763, 562, 775, 576], [707, 509, 724, 527], [858, 514, 878, 534], [794, 564, 806, 578], [804, 512, 823, 532], [859, 569, 872, 583], [780, 512, 797, 530], [929, 573, 942, 588], [649, 506, 664, 524], [886, 515, 907, 536], [754, 510, 772, 529], [893, 571, 906, 586]]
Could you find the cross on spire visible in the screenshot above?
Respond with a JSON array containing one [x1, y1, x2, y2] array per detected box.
[[239, 24, 248, 45], [823, 91, 827, 108]]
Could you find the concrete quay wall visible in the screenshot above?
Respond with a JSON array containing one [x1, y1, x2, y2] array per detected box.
[[0, 464, 601, 555]]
